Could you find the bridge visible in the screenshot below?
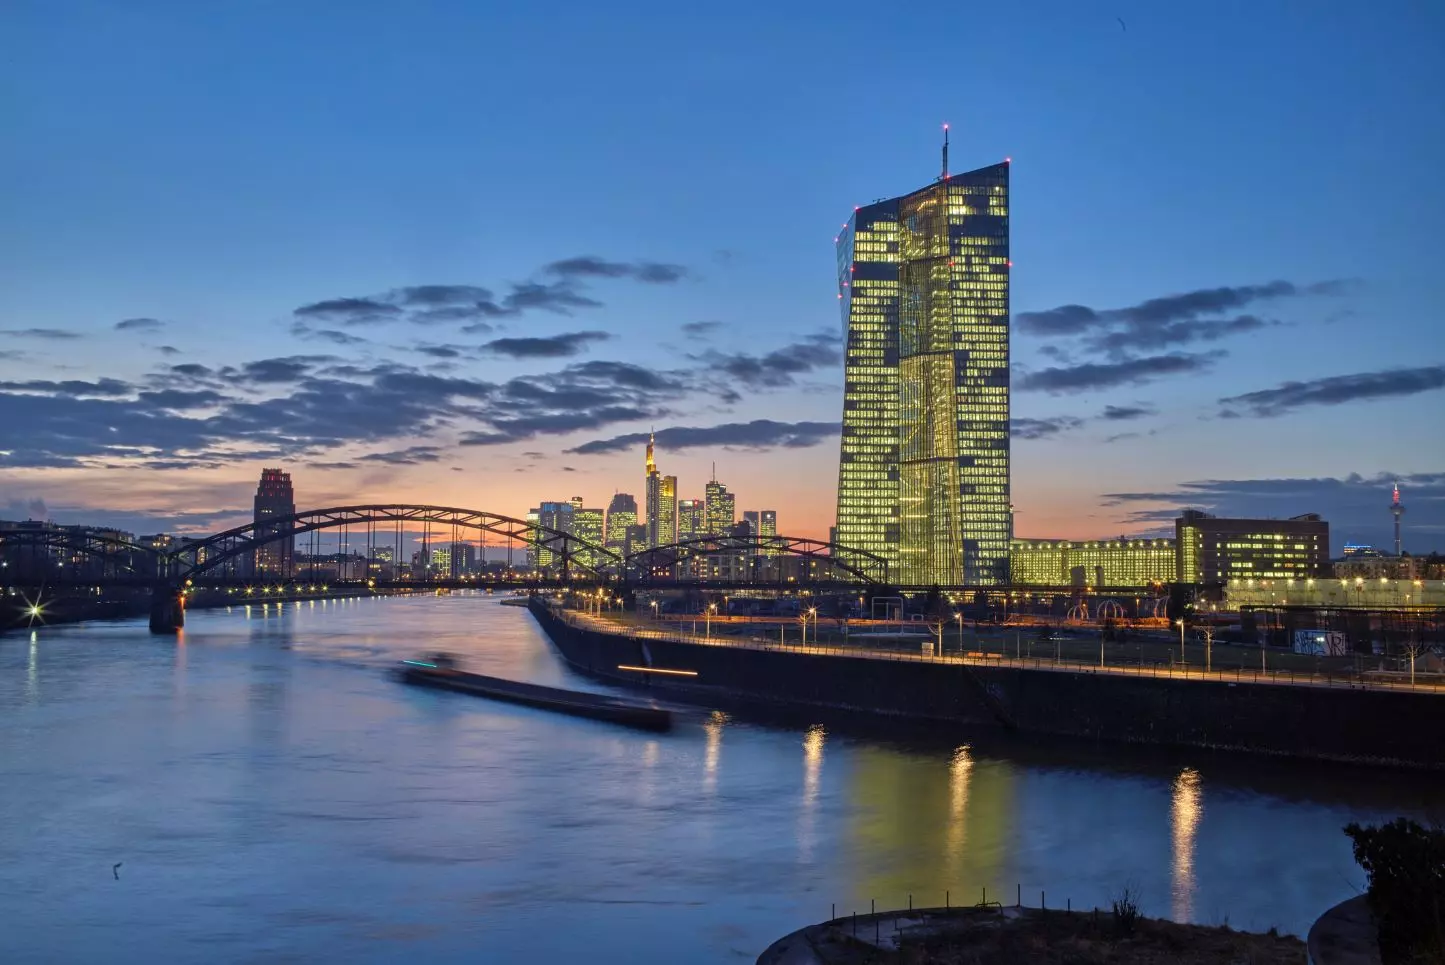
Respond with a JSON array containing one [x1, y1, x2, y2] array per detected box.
[[1, 504, 892, 632]]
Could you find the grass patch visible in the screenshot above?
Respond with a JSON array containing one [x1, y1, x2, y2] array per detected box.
[[810, 908, 1305, 965]]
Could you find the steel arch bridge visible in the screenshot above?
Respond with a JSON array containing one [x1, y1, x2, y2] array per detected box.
[[623, 532, 889, 585], [167, 504, 623, 581], [0, 528, 163, 580]]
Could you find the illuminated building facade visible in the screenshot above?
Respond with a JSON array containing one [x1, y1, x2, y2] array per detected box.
[[643, 435, 677, 549], [527, 500, 574, 572], [572, 504, 605, 572], [605, 493, 638, 556], [1176, 510, 1329, 584], [836, 157, 1010, 585], [678, 499, 704, 539], [1010, 537, 1175, 587], [704, 477, 735, 535], [252, 468, 296, 576]]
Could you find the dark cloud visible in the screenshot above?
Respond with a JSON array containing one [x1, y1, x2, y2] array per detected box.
[[290, 321, 370, 346], [1018, 352, 1221, 393], [293, 297, 402, 323], [156, 345, 182, 356], [227, 356, 337, 385], [0, 378, 133, 397], [413, 343, 470, 360], [1100, 403, 1157, 421], [1016, 281, 1351, 358], [0, 328, 80, 340], [544, 256, 687, 283], [115, 317, 165, 332], [682, 320, 722, 340], [698, 331, 842, 388], [1101, 471, 1445, 548], [135, 389, 226, 410], [1218, 365, 1445, 418], [1085, 315, 1273, 357], [356, 445, 444, 465], [1010, 416, 1085, 440], [483, 330, 610, 359], [457, 430, 516, 446], [566, 419, 841, 455], [389, 285, 495, 306]]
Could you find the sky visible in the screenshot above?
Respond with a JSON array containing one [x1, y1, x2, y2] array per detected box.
[[2, 1, 1443, 552]]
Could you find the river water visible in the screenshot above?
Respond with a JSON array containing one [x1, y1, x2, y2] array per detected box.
[[1, 594, 1436, 963]]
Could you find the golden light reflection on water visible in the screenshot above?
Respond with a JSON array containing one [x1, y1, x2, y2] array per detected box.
[[703, 710, 727, 794], [799, 724, 826, 863], [1171, 767, 1203, 922], [945, 744, 973, 876]]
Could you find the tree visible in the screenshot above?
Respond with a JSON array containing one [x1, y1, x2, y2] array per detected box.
[[1344, 818, 1445, 964]]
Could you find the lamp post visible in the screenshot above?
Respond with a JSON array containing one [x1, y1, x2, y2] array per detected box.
[[706, 602, 716, 639], [650, 600, 659, 622], [954, 612, 964, 656], [1176, 618, 1186, 666], [808, 607, 817, 647]]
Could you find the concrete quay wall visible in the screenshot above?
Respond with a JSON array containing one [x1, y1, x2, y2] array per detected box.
[[531, 603, 1445, 771]]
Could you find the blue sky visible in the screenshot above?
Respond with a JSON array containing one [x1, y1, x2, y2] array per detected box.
[[2, 0, 1442, 549]]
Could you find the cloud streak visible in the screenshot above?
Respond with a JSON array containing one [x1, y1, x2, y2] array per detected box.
[[483, 331, 610, 359], [1218, 365, 1445, 418], [1018, 352, 1221, 393], [566, 419, 841, 455]]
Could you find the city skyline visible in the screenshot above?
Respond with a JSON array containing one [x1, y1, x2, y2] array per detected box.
[[2, 3, 1443, 551]]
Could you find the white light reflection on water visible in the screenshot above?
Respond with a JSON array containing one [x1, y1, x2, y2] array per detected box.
[[1171, 766, 1203, 922]]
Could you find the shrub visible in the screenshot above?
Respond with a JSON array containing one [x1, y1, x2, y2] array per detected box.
[[1344, 818, 1445, 964], [1112, 886, 1141, 937]]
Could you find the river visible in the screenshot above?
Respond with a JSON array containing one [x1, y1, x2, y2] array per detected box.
[[0, 593, 1435, 963]]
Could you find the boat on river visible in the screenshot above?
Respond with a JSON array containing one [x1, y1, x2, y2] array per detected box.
[[395, 655, 673, 732]]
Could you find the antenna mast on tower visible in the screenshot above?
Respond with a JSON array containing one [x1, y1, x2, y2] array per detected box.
[[941, 123, 950, 181], [1391, 482, 1405, 556]]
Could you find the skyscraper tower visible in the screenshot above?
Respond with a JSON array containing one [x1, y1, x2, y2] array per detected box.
[[835, 140, 1010, 585], [252, 468, 296, 576], [1391, 482, 1405, 556], [644, 433, 677, 548]]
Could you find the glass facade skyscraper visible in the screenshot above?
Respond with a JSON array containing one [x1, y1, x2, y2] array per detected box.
[[835, 159, 1010, 585]]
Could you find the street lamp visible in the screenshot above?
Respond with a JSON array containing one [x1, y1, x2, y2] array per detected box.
[[808, 607, 817, 647], [706, 602, 716, 639], [954, 611, 964, 656], [1176, 618, 1186, 666], [650, 600, 659, 621]]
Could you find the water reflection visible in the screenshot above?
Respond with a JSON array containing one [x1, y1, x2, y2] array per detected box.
[[944, 744, 973, 877], [25, 630, 38, 703], [850, 746, 1011, 904], [1171, 767, 1203, 921], [799, 724, 826, 862], [703, 710, 726, 794]]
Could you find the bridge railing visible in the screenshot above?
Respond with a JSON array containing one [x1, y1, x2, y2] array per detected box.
[[545, 604, 1445, 696]]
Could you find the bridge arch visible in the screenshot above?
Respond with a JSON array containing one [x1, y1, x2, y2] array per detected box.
[[165, 504, 619, 581], [623, 532, 888, 585], [0, 528, 162, 581]]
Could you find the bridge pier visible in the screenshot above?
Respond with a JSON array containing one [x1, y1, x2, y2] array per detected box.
[[149, 586, 185, 634]]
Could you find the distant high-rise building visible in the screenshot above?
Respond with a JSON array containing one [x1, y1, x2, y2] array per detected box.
[[742, 510, 760, 530], [528, 500, 575, 573], [573, 504, 605, 572], [657, 475, 677, 546], [252, 468, 296, 576], [429, 542, 475, 577], [645, 434, 662, 547], [1176, 510, 1329, 584], [704, 474, 735, 536], [835, 147, 1010, 585], [760, 509, 778, 556], [625, 523, 648, 557], [605, 493, 638, 557], [679, 499, 705, 539]]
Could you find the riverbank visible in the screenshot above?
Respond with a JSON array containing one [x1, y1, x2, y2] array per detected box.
[[531, 600, 1445, 770], [756, 905, 1306, 964]]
